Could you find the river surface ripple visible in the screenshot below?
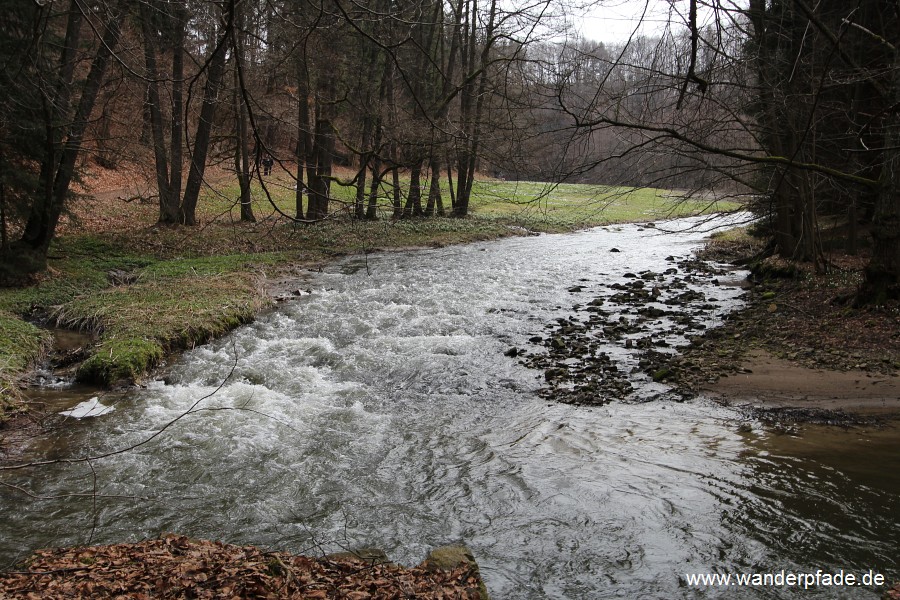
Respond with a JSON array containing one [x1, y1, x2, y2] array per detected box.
[[3, 215, 899, 598]]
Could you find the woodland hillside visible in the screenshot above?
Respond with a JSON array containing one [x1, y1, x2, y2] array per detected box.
[[0, 0, 898, 302]]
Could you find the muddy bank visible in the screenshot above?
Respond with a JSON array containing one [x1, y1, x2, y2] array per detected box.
[[688, 237, 900, 420], [706, 349, 900, 415]]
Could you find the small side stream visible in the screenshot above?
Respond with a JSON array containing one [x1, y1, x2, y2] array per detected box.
[[3, 215, 898, 598]]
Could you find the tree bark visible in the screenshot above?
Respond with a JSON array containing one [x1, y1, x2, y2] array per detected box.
[[234, 76, 255, 223], [425, 155, 445, 216], [307, 115, 334, 220], [140, 4, 174, 223], [295, 57, 313, 219], [233, 6, 255, 223], [453, 0, 498, 216], [169, 3, 186, 222], [403, 160, 424, 217], [22, 0, 82, 248], [391, 162, 402, 219]]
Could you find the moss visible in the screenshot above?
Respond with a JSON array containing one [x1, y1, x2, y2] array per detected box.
[[76, 338, 165, 385], [652, 367, 674, 382], [57, 273, 267, 385]]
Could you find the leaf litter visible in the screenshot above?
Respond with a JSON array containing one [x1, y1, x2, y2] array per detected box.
[[0, 535, 486, 599]]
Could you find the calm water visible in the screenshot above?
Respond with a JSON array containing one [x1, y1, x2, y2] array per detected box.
[[3, 216, 898, 598]]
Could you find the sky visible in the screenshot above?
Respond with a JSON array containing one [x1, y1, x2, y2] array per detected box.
[[572, 0, 718, 44]]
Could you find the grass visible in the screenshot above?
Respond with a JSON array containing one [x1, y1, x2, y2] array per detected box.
[[0, 169, 742, 415], [469, 181, 724, 228], [0, 244, 276, 388], [0, 313, 51, 419], [199, 172, 737, 232], [54, 273, 267, 384]]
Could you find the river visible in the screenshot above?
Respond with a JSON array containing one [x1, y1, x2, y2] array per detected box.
[[3, 215, 898, 598]]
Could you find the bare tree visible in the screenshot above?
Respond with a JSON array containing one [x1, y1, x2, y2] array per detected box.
[[0, 0, 122, 280]]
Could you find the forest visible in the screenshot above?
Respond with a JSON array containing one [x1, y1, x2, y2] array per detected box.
[[0, 0, 897, 301]]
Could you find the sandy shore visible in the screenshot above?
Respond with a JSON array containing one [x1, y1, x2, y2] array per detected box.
[[704, 349, 900, 416]]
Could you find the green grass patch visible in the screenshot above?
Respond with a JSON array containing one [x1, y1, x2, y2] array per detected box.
[[202, 173, 735, 222], [139, 252, 285, 279], [0, 236, 152, 316], [200, 174, 739, 230], [469, 181, 737, 229], [77, 337, 165, 385], [0, 241, 280, 393], [0, 312, 51, 419], [54, 273, 268, 385], [0, 313, 49, 373], [709, 226, 754, 243]]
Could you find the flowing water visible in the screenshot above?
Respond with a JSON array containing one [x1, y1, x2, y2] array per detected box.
[[3, 216, 898, 598]]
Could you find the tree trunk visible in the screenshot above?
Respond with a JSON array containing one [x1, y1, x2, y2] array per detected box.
[[446, 157, 456, 212], [295, 58, 313, 220], [859, 45, 900, 303], [307, 116, 334, 220], [21, 0, 82, 248], [232, 8, 255, 223], [355, 156, 368, 220], [355, 124, 372, 219], [0, 156, 7, 251], [295, 98, 309, 220], [181, 16, 229, 226], [234, 78, 255, 223], [403, 160, 424, 217], [169, 4, 186, 222], [140, 4, 174, 223], [96, 97, 115, 169], [391, 163, 402, 219], [366, 162, 383, 220], [453, 0, 497, 217], [424, 157, 441, 217], [20, 8, 120, 258]]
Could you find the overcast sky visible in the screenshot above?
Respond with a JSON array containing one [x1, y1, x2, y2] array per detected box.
[[572, 0, 718, 44]]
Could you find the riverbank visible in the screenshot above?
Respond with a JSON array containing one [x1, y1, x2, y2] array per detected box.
[[0, 535, 490, 599], [5, 161, 896, 422], [663, 230, 900, 421], [1, 212, 897, 599]]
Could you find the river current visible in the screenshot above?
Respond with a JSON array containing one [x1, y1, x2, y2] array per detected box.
[[3, 215, 898, 598]]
